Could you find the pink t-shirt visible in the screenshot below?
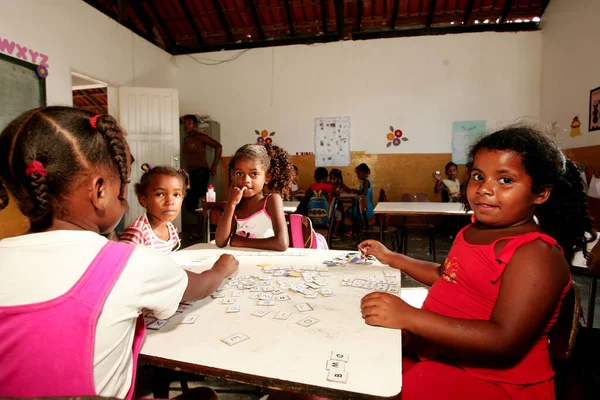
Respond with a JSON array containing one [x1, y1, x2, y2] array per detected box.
[[120, 214, 180, 254]]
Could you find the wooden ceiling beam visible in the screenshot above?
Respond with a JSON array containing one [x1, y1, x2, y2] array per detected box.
[[390, 0, 399, 29], [249, 0, 266, 40], [146, 0, 178, 54], [79, 91, 106, 115], [178, 0, 205, 46], [320, 0, 328, 33], [426, 0, 437, 27], [462, 0, 475, 25], [334, 0, 344, 40], [283, 0, 296, 37], [500, 0, 514, 23], [356, 0, 362, 32], [131, 0, 174, 53], [211, 0, 234, 42]]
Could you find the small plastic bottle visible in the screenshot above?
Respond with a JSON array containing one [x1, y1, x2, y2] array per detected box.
[[206, 184, 216, 202]]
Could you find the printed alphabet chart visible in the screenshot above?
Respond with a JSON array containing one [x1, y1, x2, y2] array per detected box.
[[314, 116, 351, 167]]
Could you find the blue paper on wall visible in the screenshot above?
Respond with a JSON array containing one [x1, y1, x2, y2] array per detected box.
[[451, 120, 486, 164]]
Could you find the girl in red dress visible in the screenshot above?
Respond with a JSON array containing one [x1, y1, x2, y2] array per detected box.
[[360, 126, 595, 399]]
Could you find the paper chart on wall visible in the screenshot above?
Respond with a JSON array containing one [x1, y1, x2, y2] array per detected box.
[[314, 116, 351, 167], [451, 120, 486, 164]]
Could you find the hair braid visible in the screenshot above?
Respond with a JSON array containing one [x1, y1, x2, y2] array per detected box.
[[25, 170, 53, 230], [94, 115, 130, 201]]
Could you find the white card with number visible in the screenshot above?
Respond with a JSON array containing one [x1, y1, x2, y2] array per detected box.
[[296, 317, 319, 327], [221, 333, 250, 346]]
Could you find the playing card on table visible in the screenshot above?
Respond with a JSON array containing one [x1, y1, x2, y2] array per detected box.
[[251, 308, 270, 317], [320, 288, 335, 297], [226, 305, 240, 313], [295, 303, 313, 312], [222, 298, 236, 305], [147, 319, 168, 330], [273, 311, 292, 320], [211, 292, 225, 299], [257, 300, 275, 306], [259, 293, 273, 300], [221, 333, 250, 346], [296, 317, 320, 327], [179, 315, 198, 324]]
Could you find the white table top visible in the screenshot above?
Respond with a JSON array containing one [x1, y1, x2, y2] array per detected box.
[[374, 201, 473, 216], [141, 245, 420, 398]]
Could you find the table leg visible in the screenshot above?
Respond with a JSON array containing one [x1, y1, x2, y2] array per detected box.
[[380, 213, 385, 243], [588, 277, 597, 328]]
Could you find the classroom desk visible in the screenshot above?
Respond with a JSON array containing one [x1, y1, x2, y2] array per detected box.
[[373, 202, 472, 243], [140, 245, 427, 399]]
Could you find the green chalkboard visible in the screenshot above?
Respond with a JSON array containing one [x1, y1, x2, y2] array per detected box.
[[0, 52, 46, 131]]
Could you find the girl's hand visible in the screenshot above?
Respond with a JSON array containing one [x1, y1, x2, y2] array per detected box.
[[212, 254, 239, 278], [358, 239, 393, 265], [361, 292, 415, 329], [228, 186, 247, 206]]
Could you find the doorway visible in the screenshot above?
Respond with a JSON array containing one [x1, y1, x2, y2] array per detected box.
[[71, 71, 108, 114]]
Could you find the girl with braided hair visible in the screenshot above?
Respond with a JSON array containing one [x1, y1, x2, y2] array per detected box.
[[120, 163, 190, 253], [216, 142, 294, 251], [0, 106, 237, 399]]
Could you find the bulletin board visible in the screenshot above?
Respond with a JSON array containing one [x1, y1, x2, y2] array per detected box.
[[0, 52, 46, 131], [314, 116, 351, 167]]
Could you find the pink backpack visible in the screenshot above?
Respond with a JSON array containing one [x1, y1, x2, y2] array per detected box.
[[287, 213, 329, 249]]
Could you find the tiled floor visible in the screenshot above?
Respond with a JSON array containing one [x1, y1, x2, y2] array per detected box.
[[138, 228, 600, 398]]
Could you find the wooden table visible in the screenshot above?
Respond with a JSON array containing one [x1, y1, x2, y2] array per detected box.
[[373, 202, 472, 243], [139, 245, 426, 399]]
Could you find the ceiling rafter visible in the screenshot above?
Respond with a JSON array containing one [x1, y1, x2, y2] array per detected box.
[[211, 0, 234, 42], [145, 0, 177, 53], [500, 0, 514, 23], [426, 0, 437, 27], [462, 0, 475, 25], [79, 90, 107, 114], [390, 0, 399, 29], [320, 0, 328, 33], [83, 0, 154, 43], [283, 0, 296, 37], [178, 0, 205, 46], [334, 0, 344, 40], [249, 0, 266, 40]]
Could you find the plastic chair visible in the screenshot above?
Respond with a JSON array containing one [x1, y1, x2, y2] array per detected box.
[[549, 284, 581, 360], [357, 195, 400, 251], [399, 193, 436, 262]]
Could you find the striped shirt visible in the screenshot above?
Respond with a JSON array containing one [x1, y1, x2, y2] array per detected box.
[[119, 214, 181, 254]]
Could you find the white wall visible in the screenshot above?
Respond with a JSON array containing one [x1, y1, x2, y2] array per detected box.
[[541, 0, 600, 149], [174, 31, 542, 155], [0, 0, 173, 112]]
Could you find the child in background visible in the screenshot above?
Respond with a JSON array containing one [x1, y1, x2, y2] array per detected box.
[[347, 163, 374, 236], [329, 168, 351, 240], [359, 126, 595, 399], [433, 162, 461, 202], [0, 107, 238, 399], [301, 167, 333, 229], [120, 163, 189, 253], [215, 143, 294, 251]]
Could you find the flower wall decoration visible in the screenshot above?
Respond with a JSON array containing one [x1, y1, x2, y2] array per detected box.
[[37, 64, 48, 78], [255, 129, 275, 144], [385, 125, 408, 147]]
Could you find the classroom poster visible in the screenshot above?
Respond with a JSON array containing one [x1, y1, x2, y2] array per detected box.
[[314, 116, 351, 166], [451, 120, 486, 164]]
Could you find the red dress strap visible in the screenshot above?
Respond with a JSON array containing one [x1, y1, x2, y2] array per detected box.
[[492, 232, 562, 282]]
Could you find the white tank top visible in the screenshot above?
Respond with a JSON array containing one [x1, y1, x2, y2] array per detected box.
[[234, 194, 275, 239]]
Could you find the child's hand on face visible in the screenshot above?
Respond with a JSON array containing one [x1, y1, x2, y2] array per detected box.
[[361, 292, 414, 329], [228, 186, 247, 206], [359, 240, 393, 265], [212, 254, 239, 278]]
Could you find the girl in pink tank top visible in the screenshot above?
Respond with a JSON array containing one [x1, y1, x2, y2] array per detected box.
[[0, 107, 238, 398], [358, 126, 596, 399], [216, 143, 295, 251]]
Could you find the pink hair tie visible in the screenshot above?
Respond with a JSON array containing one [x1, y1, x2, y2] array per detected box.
[[90, 114, 101, 129], [25, 160, 48, 178]]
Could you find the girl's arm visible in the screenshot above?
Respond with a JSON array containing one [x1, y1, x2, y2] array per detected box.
[[182, 254, 239, 301], [433, 177, 444, 193], [361, 240, 569, 364], [229, 194, 289, 251], [355, 178, 370, 196], [359, 240, 442, 286], [215, 187, 246, 247]]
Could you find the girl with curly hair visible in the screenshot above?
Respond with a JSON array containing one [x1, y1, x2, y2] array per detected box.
[[359, 125, 596, 399], [216, 143, 294, 251]]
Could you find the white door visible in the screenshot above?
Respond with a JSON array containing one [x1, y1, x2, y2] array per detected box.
[[118, 87, 181, 229]]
